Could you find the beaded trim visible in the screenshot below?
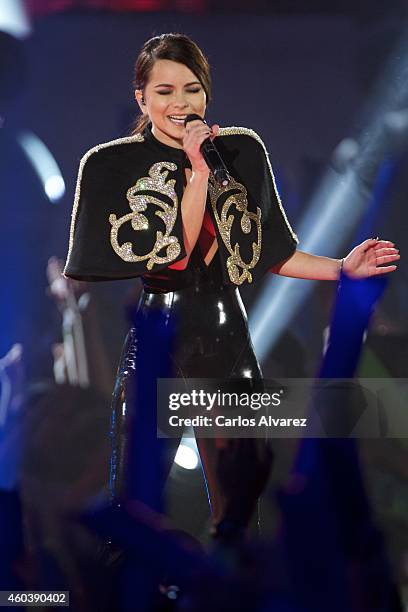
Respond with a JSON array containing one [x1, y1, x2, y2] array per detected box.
[[218, 126, 298, 243], [64, 133, 145, 275], [109, 161, 181, 268], [208, 174, 262, 285]]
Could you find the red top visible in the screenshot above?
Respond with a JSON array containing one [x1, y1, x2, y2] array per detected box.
[[168, 209, 216, 270], [202, 209, 216, 237]]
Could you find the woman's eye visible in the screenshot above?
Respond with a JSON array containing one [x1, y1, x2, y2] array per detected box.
[[157, 88, 201, 95]]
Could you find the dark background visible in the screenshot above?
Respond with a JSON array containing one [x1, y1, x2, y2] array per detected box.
[[1, 0, 407, 598], [4, 7, 408, 378]]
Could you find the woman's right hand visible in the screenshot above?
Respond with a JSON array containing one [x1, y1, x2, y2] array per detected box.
[[182, 119, 220, 175]]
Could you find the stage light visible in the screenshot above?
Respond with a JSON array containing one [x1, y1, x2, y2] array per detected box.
[[0, 0, 30, 39], [250, 28, 408, 362], [332, 138, 359, 172], [174, 441, 199, 470], [17, 132, 66, 203], [45, 175, 65, 201]]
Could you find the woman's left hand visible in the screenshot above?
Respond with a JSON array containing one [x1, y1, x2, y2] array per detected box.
[[343, 238, 400, 279]]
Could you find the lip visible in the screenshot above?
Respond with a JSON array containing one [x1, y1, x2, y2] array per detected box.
[[167, 116, 187, 126]]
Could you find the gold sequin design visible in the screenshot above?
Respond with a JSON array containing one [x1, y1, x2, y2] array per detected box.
[[208, 174, 262, 285], [64, 132, 145, 275], [109, 161, 181, 269], [218, 126, 298, 244]]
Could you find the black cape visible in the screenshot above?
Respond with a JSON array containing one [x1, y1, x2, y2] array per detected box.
[[64, 123, 298, 286]]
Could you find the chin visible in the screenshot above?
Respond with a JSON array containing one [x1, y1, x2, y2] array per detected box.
[[162, 122, 184, 140]]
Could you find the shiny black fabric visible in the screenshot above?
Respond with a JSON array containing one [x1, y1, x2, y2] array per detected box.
[[110, 247, 272, 532]]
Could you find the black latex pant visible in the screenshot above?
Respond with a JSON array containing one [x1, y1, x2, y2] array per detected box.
[[109, 278, 273, 540]]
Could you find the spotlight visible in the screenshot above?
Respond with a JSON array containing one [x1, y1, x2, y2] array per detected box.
[[45, 175, 65, 201], [17, 132, 66, 203], [174, 442, 199, 470], [0, 0, 30, 39], [331, 138, 359, 172]]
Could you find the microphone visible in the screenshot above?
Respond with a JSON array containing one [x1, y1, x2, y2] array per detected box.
[[184, 114, 230, 186]]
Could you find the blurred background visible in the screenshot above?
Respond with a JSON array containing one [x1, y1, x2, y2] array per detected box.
[[1, 0, 407, 608]]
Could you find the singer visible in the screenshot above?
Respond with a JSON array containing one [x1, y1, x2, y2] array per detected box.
[[64, 33, 399, 543]]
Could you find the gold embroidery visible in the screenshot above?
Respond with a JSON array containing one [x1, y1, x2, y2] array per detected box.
[[109, 161, 181, 269], [208, 174, 262, 285], [218, 126, 298, 244], [64, 133, 145, 275]]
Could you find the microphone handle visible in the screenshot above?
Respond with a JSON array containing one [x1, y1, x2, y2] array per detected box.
[[200, 141, 231, 187], [183, 114, 230, 186]]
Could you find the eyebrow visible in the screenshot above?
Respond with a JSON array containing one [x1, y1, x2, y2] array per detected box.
[[153, 81, 201, 88]]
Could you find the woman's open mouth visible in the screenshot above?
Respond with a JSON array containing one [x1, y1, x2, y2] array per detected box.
[[167, 115, 187, 126]]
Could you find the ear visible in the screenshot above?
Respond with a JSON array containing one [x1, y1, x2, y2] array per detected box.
[[135, 89, 146, 114]]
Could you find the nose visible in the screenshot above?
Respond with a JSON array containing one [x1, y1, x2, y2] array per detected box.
[[172, 91, 188, 107]]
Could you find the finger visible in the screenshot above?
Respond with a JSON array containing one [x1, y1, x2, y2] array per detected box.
[[185, 119, 207, 134], [372, 264, 397, 275], [360, 238, 396, 252], [374, 247, 399, 257], [185, 118, 205, 128], [191, 130, 213, 146], [184, 127, 211, 141], [375, 254, 400, 265], [360, 238, 381, 251], [374, 240, 395, 249], [186, 123, 210, 133], [210, 124, 220, 141]]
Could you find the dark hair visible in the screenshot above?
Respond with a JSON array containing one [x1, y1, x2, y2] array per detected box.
[[131, 33, 212, 135]]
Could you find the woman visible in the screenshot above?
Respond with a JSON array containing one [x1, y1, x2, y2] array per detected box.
[[64, 33, 399, 544]]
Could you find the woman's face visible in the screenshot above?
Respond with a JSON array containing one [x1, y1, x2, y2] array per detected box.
[[135, 59, 207, 149]]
